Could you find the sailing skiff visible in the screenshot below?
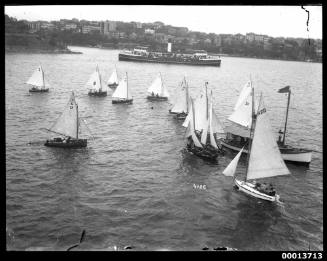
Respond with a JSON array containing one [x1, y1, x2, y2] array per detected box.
[[107, 66, 119, 89], [147, 73, 169, 101], [44, 91, 87, 148], [169, 76, 189, 120], [86, 65, 108, 97], [26, 65, 49, 93], [112, 72, 133, 104]]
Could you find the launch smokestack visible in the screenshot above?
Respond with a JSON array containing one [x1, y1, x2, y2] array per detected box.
[[167, 42, 172, 53]]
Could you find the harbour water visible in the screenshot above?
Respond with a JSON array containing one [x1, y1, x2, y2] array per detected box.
[[6, 46, 322, 251]]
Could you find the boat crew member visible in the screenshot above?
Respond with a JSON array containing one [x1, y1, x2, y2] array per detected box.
[[152, 92, 154, 96]]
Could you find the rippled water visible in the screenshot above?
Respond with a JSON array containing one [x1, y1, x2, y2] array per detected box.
[[6, 46, 322, 251]]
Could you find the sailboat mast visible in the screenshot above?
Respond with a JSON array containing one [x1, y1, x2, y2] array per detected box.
[[126, 72, 128, 99], [244, 82, 256, 182], [41, 66, 45, 89], [282, 90, 291, 145], [192, 98, 195, 131], [185, 77, 189, 113], [205, 82, 208, 120], [76, 96, 79, 140], [160, 72, 163, 96]]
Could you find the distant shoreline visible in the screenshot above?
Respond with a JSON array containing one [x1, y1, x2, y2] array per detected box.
[[5, 46, 83, 54]]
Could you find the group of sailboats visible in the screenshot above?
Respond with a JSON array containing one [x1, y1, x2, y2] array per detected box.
[[220, 81, 312, 165], [222, 86, 290, 202]]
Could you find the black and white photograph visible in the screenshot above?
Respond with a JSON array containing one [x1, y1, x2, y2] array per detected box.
[[5, 4, 322, 252]]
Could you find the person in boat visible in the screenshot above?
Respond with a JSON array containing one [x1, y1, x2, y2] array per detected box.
[[151, 92, 154, 96], [156, 94, 159, 98], [66, 137, 71, 143], [277, 130, 283, 145]]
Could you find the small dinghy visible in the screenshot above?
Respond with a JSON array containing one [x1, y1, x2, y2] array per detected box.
[[86, 65, 108, 97], [222, 87, 290, 203], [26, 65, 50, 93], [112, 72, 133, 104], [44, 91, 87, 148], [146, 73, 169, 101], [107, 66, 119, 89]]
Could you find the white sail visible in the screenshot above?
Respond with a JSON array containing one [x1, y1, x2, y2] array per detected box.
[[170, 78, 188, 113], [222, 147, 244, 176], [147, 73, 169, 97], [26, 65, 49, 88], [201, 119, 209, 145], [107, 67, 119, 85], [228, 90, 253, 128], [191, 128, 203, 148], [182, 92, 207, 131], [247, 94, 290, 180], [86, 66, 107, 92], [234, 81, 252, 111], [48, 92, 78, 138], [209, 99, 218, 148], [112, 75, 129, 99]]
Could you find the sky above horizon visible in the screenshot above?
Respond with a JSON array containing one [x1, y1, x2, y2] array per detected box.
[[4, 5, 323, 39]]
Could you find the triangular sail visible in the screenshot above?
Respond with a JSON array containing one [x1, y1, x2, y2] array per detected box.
[[107, 67, 119, 85], [200, 119, 209, 145], [48, 92, 78, 138], [170, 78, 188, 113], [209, 99, 218, 148], [182, 92, 207, 131], [147, 73, 169, 97], [112, 75, 129, 99], [234, 81, 252, 111], [86, 66, 107, 92], [222, 147, 244, 176], [247, 94, 290, 180], [26, 65, 49, 88]]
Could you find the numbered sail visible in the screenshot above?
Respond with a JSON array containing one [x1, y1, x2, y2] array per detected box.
[[170, 77, 188, 113], [86, 66, 107, 92], [107, 67, 119, 85], [112, 76, 129, 99], [147, 73, 169, 97], [26, 65, 49, 88], [222, 147, 244, 176], [48, 92, 78, 138], [247, 94, 290, 180]]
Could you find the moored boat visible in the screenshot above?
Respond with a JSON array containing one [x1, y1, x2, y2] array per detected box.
[[26, 65, 50, 93], [44, 91, 87, 148]]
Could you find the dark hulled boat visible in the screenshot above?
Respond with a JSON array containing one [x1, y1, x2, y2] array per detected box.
[[87, 65, 108, 97], [44, 91, 88, 148], [26, 65, 50, 93], [119, 45, 221, 67]]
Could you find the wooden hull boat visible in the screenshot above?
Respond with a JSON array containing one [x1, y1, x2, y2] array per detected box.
[[44, 138, 87, 148], [220, 139, 311, 165], [112, 99, 133, 104], [29, 87, 49, 93], [88, 91, 107, 97], [187, 143, 219, 161], [147, 96, 168, 101], [108, 83, 118, 89]]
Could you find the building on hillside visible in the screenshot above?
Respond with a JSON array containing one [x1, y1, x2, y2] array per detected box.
[[155, 33, 168, 43], [246, 32, 255, 42], [82, 25, 101, 34], [145, 28, 155, 35], [27, 21, 41, 32]]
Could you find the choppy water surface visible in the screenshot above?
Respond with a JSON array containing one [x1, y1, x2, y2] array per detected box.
[[6, 46, 322, 251]]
